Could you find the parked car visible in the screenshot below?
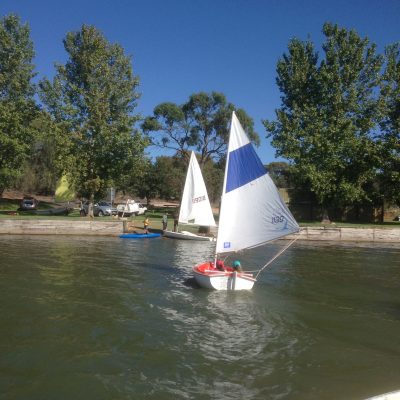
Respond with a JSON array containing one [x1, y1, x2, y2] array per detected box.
[[81, 201, 118, 217], [19, 197, 38, 211], [116, 200, 147, 217]]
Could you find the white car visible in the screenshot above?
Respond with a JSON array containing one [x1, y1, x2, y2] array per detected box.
[[117, 200, 147, 216], [136, 203, 147, 215]]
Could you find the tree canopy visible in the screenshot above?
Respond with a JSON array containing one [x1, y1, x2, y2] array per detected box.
[[40, 24, 147, 204], [17, 110, 69, 195], [264, 23, 384, 217], [0, 14, 38, 195], [266, 161, 291, 189], [378, 43, 400, 205], [142, 92, 259, 167]]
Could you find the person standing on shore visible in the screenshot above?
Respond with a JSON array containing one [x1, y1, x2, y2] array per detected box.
[[162, 213, 168, 231]]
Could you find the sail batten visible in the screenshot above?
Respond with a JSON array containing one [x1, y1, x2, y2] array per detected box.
[[216, 112, 299, 255], [178, 152, 216, 227]]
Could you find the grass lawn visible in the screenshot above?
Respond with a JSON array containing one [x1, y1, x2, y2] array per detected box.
[[298, 221, 400, 229]]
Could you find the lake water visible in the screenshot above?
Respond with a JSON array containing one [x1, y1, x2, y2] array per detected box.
[[0, 235, 399, 400]]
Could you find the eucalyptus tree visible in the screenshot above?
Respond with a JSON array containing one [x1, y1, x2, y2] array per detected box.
[[0, 14, 38, 195], [142, 92, 259, 167], [40, 25, 147, 213], [264, 23, 383, 220], [379, 43, 400, 205]]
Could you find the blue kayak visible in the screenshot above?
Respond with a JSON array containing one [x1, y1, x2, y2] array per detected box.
[[119, 233, 161, 239]]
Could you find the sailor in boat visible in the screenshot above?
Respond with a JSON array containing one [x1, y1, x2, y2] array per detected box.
[[216, 260, 225, 271], [232, 260, 243, 273]]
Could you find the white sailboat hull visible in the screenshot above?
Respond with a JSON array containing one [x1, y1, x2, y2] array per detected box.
[[164, 230, 215, 241], [193, 263, 256, 290], [364, 391, 400, 400]]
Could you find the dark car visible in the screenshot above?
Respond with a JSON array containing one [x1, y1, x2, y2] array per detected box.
[[19, 198, 38, 211]]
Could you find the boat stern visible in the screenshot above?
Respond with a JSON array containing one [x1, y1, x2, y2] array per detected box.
[[193, 262, 256, 290]]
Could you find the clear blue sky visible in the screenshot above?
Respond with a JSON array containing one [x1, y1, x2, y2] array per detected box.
[[1, 0, 399, 163]]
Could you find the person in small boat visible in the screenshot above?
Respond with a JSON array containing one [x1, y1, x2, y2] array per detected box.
[[216, 260, 225, 271], [232, 260, 243, 273], [143, 217, 150, 234], [162, 213, 168, 231]]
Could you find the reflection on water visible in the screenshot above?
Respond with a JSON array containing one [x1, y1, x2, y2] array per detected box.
[[0, 235, 399, 400]]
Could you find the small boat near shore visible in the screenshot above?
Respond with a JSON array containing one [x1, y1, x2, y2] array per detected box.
[[163, 230, 214, 241], [163, 151, 216, 241], [119, 233, 161, 239], [19, 207, 72, 216]]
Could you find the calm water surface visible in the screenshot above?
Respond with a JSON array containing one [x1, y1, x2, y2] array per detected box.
[[0, 235, 399, 400]]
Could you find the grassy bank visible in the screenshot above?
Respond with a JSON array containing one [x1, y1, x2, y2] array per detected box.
[[1, 198, 399, 230], [298, 221, 400, 228]]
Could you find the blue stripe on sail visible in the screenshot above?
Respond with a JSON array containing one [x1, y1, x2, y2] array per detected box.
[[226, 143, 267, 193]]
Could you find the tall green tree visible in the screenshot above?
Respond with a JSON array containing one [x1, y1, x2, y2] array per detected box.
[[120, 157, 160, 204], [264, 23, 382, 220], [266, 161, 291, 188], [152, 155, 186, 201], [40, 25, 147, 212], [17, 110, 68, 195], [379, 43, 400, 205], [142, 92, 259, 167], [201, 157, 224, 204], [0, 14, 38, 195]]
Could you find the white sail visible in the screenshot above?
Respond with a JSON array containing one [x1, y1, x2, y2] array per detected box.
[[216, 112, 299, 254], [178, 151, 216, 227]]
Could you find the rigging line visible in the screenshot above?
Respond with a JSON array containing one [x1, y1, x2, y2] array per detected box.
[[254, 236, 299, 280]]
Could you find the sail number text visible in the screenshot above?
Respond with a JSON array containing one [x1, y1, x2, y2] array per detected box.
[[192, 195, 206, 204], [271, 215, 285, 224]]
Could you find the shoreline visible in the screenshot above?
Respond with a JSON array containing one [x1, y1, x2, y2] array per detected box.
[[291, 226, 400, 242], [0, 219, 399, 242]]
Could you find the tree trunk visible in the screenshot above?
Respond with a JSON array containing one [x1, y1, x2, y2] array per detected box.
[[321, 207, 331, 224], [88, 193, 95, 219]]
